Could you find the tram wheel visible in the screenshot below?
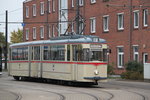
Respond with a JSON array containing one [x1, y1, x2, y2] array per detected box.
[[13, 76, 19, 81]]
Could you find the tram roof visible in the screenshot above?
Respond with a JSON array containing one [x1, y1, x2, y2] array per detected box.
[[10, 35, 106, 47]]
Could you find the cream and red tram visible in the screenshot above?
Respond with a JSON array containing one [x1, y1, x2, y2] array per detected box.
[[8, 35, 108, 85]]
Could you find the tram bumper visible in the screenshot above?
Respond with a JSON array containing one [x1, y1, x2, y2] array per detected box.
[[84, 77, 107, 81]]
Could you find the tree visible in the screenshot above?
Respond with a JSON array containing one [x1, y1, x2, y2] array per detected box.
[[0, 32, 5, 46], [10, 29, 23, 43]]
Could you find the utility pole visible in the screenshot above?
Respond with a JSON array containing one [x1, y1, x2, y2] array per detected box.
[[0, 46, 2, 74], [76, 0, 80, 35], [5, 10, 8, 70]]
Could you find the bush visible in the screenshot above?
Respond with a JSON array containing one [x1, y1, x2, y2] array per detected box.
[[107, 64, 115, 75], [126, 61, 143, 74], [129, 72, 143, 80], [121, 61, 144, 80], [121, 71, 132, 79]]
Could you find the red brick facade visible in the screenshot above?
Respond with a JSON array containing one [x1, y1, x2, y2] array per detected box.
[[23, 0, 150, 74]]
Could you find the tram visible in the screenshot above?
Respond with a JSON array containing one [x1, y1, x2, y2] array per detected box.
[[8, 35, 108, 85]]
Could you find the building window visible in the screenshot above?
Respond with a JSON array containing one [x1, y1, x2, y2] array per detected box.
[[79, 22, 84, 34], [79, 0, 84, 6], [52, 25, 55, 37], [40, 26, 44, 38], [33, 4, 36, 16], [52, 0, 55, 12], [72, 0, 74, 7], [133, 46, 139, 62], [48, 0, 51, 13], [103, 15, 109, 32], [49, 26, 51, 38], [26, 6, 29, 18], [26, 28, 29, 40], [134, 10, 139, 29], [117, 13, 124, 30], [90, 17, 96, 33], [91, 0, 96, 4], [33, 27, 36, 39], [143, 9, 148, 27], [40, 2, 44, 15], [143, 53, 148, 64], [117, 47, 124, 68], [71, 22, 75, 33]]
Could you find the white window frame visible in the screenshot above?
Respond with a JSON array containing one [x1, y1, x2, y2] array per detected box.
[[143, 53, 148, 64], [48, 0, 51, 13], [40, 2, 44, 15], [33, 27, 36, 39], [79, 0, 84, 6], [143, 9, 148, 27], [26, 6, 29, 18], [32, 4, 36, 16], [26, 28, 29, 40], [90, 17, 96, 33], [72, 0, 74, 7], [52, 0, 55, 12], [133, 45, 139, 62], [103, 15, 109, 32], [71, 22, 75, 33], [49, 26, 51, 38], [40, 26, 44, 38], [117, 13, 124, 30], [52, 25, 55, 37], [117, 46, 124, 68], [133, 10, 139, 29], [91, 0, 96, 4], [79, 22, 84, 34]]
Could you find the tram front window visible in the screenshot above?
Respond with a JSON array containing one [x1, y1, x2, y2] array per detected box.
[[89, 49, 107, 62]]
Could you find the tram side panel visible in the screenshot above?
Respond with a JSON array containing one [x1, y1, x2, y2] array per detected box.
[[9, 62, 30, 77], [42, 63, 72, 80], [30, 63, 41, 78]]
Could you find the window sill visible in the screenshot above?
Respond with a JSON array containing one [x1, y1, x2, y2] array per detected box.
[[103, 30, 109, 33]]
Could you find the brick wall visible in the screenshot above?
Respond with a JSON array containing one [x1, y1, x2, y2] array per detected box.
[[23, 0, 150, 74]]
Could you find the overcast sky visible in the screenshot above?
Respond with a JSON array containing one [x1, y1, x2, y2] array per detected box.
[[0, 0, 25, 42]]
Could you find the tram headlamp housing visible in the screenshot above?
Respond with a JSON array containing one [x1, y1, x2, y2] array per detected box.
[[94, 69, 99, 75]]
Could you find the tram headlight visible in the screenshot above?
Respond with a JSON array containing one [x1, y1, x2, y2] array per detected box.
[[94, 69, 99, 75]]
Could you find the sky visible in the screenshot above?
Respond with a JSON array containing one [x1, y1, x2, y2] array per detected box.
[[0, 0, 25, 42]]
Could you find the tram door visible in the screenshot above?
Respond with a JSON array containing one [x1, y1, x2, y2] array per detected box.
[[72, 45, 79, 81]]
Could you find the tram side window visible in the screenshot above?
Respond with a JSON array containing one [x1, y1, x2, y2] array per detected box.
[[43, 46, 51, 60], [72, 45, 82, 61], [103, 49, 107, 62], [32, 46, 40, 60], [11, 47, 28, 60], [43, 45, 65, 60], [67, 45, 70, 61]]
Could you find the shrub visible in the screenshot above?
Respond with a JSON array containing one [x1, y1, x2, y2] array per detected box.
[[121, 61, 144, 80], [107, 64, 115, 75], [129, 72, 143, 80], [126, 61, 143, 74]]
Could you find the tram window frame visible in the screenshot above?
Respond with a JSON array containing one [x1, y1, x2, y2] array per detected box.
[[67, 45, 70, 61], [43, 45, 65, 61], [11, 47, 28, 60], [32, 46, 40, 60], [72, 44, 82, 61]]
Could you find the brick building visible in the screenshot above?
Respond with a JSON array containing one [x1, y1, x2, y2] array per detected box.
[[23, 0, 150, 74]]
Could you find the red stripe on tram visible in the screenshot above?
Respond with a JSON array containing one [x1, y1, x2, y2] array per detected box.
[[8, 61, 107, 66]]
